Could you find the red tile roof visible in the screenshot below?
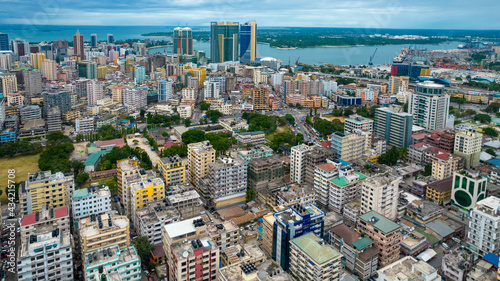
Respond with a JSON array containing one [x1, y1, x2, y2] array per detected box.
[[163, 142, 177, 149], [21, 214, 36, 226], [331, 224, 360, 246], [320, 141, 331, 149], [410, 142, 427, 148], [434, 153, 458, 161], [95, 138, 125, 147], [317, 163, 336, 171], [151, 244, 166, 258], [55, 206, 68, 218]]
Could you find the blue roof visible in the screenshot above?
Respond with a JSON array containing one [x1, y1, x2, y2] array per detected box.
[[486, 159, 500, 167], [483, 253, 499, 268]]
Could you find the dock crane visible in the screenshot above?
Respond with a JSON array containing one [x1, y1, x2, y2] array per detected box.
[[368, 48, 378, 65]]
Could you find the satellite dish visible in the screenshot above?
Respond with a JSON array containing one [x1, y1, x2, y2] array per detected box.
[[182, 251, 189, 258]]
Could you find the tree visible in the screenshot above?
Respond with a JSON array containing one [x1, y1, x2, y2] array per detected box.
[[134, 236, 154, 264], [474, 114, 491, 123], [184, 119, 192, 127], [486, 149, 497, 157], [75, 173, 90, 187], [423, 164, 432, 176], [485, 103, 500, 114], [483, 127, 499, 137], [199, 101, 210, 111], [38, 131, 75, 173], [206, 110, 223, 123], [285, 114, 295, 125], [133, 140, 139, 145], [455, 77, 462, 81], [181, 130, 206, 144], [246, 189, 256, 202]]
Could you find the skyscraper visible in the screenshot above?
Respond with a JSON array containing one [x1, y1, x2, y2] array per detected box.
[[374, 105, 413, 148], [42, 59, 57, 81], [73, 30, 85, 60], [22, 69, 42, 96], [210, 21, 239, 63], [90, 33, 97, 48], [158, 80, 173, 102], [78, 60, 97, 79], [30, 53, 45, 70], [107, 33, 114, 44], [408, 81, 450, 130], [172, 27, 193, 55], [0, 33, 8, 51], [10, 38, 30, 58], [240, 21, 257, 63]]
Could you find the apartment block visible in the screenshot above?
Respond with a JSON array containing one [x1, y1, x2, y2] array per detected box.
[[236, 131, 265, 146], [247, 156, 284, 199], [46, 106, 62, 132], [75, 117, 95, 133], [374, 106, 413, 148], [130, 173, 165, 217], [426, 177, 453, 205], [276, 185, 316, 206], [313, 160, 353, 210], [377, 256, 441, 281], [158, 155, 186, 185], [289, 232, 341, 281], [79, 213, 130, 254], [117, 158, 141, 215], [329, 172, 367, 213], [358, 211, 402, 267], [20, 205, 69, 240], [454, 131, 482, 169], [166, 189, 204, 218], [187, 141, 216, 201], [303, 146, 335, 187], [452, 170, 487, 211], [388, 75, 409, 94], [207, 221, 240, 250], [252, 86, 269, 110], [290, 144, 314, 184], [431, 151, 460, 180], [331, 132, 366, 162], [83, 245, 142, 281], [17, 229, 73, 281], [71, 186, 111, 220], [408, 81, 450, 131], [360, 173, 401, 221], [134, 200, 180, 246], [330, 224, 379, 280], [19, 105, 42, 123], [20, 171, 74, 215], [344, 114, 374, 135], [467, 196, 500, 256], [236, 145, 273, 162]]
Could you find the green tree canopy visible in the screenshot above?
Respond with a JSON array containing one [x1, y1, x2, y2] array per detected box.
[[134, 236, 154, 265], [483, 127, 499, 137], [474, 114, 491, 123], [182, 130, 206, 144]]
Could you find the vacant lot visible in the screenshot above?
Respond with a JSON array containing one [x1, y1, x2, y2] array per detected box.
[[0, 154, 41, 202]]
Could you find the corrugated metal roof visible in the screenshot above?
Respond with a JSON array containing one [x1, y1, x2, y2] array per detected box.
[[291, 232, 340, 265]]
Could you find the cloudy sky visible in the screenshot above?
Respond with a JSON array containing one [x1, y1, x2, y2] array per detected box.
[[0, 0, 498, 29]]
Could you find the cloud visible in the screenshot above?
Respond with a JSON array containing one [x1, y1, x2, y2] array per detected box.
[[0, 0, 498, 29]]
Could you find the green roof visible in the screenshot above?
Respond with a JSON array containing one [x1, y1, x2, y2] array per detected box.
[[291, 233, 340, 265], [330, 172, 367, 188], [83, 150, 109, 166], [73, 188, 89, 199], [359, 211, 401, 234], [352, 236, 373, 250]]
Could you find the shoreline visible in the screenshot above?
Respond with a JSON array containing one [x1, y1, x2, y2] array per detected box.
[[147, 45, 171, 49]]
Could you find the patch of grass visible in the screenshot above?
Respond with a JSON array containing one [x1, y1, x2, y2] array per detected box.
[[0, 154, 41, 203], [415, 228, 440, 246], [80, 175, 116, 189]]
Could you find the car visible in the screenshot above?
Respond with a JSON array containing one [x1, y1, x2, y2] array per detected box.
[[148, 277, 153, 281], [16, 228, 20, 233]]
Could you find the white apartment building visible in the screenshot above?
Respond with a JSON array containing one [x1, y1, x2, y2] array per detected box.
[[17, 229, 73, 281], [134, 200, 180, 246], [83, 245, 142, 281], [177, 104, 192, 118], [329, 172, 367, 213], [75, 117, 95, 133], [468, 196, 500, 256], [377, 256, 441, 281], [454, 131, 482, 169], [290, 144, 314, 185], [71, 186, 111, 220], [408, 81, 450, 130], [86, 79, 103, 106], [182, 88, 197, 99], [42, 59, 57, 81], [123, 87, 147, 112], [204, 79, 221, 99], [314, 163, 338, 210], [361, 173, 401, 221]]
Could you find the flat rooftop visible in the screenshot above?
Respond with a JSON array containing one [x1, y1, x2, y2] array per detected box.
[[291, 232, 340, 265], [274, 203, 325, 225], [163, 216, 203, 240], [359, 211, 401, 234]]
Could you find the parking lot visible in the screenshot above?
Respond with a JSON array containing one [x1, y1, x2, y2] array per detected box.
[[126, 136, 161, 167]]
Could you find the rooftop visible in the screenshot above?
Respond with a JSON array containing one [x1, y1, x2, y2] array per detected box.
[[378, 256, 440, 281], [21, 206, 69, 226], [427, 177, 453, 192], [359, 211, 402, 234], [330, 172, 367, 188], [291, 232, 340, 265], [274, 203, 325, 225], [163, 216, 204, 240]]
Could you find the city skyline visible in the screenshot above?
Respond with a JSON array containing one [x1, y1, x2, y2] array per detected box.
[[0, 0, 499, 29]]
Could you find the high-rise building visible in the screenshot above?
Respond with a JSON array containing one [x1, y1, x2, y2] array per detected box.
[[454, 131, 482, 169], [30, 52, 45, 70], [17, 229, 74, 281], [210, 21, 239, 63], [0, 53, 12, 70], [75, 117, 95, 133], [46, 106, 62, 132], [467, 196, 500, 256], [331, 132, 366, 162], [117, 158, 141, 215], [158, 80, 173, 102], [107, 33, 114, 44], [73, 30, 85, 60], [252, 85, 269, 110], [90, 33, 97, 48], [431, 151, 460, 180], [0, 33, 8, 51], [289, 232, 341, 281], [19, 105, 42, 123], [111, 84, 127, 103], [83, 245, 141, 281], [131, 64, 145, 83], [240, 21, 257, 63], [42, 90, 71, 115], [388, 76, 409, 94], [72, 186, 111, 220], [86, 80, 103, 106], [329, 172, 367, 213], [10, 38, 30, 58], [181, 88, 196, 99], [187, 141, 216, 197], [20, 205, 70, 241], [272, 203, 325, 271], [78, 60, 97, 79], [361, 173, 401, 221], [22, 69, 42, 96], [303, 146, 335, 187], [344, 114, 373, 135], [313, 161, 348, 210], [0, 73, 18, 94], [203, 78, 221, 99], [408, 81, 450, 130], [247, 156, 284, 201], [173, 27, 193, 55], [78, 213, 130, 254], [158, 155, 186, 185], [451, 170, 487, 210], [290, 144, 314, 184], [42, 59, 57, 81], [357, 211, 402, 267], [122, 87, 147, 112], [373, 106, 413, 148], [134, 200, 180, 246], [20, 171, 74, 215], [130, 173, 165, 218]]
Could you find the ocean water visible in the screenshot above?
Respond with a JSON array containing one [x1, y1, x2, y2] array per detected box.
[[0, 24, 462, 65]]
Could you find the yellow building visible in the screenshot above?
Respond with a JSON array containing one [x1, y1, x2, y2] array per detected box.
[[252, 86, 269, 110], [388, 76, 409, 94], [30, 53, 46, 70], [187, 141, 215, 196], [431, 153, 460, 180], [20, 171, 73, 215], [184, 65, 206, 87], [130, 176, 165, 212], [420, 68, 431, 76], [158, 156, 186, 185], [62, 110, 81, 122], [0, 73, 18, 94], [203, 98, 224, 105], [87, 105, 100, 116], [117, 158, 140, 215], [426, 177, 453, 205], [79, 213, 130, 254], [464, 92, 489, 104], [96, 65, 108, 79], [31, 97, 43, 105], [262, 213, 275, 257], [111, 84, 127, 103]]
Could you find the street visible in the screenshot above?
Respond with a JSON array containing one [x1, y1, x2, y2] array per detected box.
[[126, 136, 161, 167]]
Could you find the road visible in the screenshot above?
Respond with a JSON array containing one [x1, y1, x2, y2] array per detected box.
[[126, 136, 161, 167]]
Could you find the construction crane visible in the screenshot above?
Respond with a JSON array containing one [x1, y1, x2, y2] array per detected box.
[[368, 48, 378, 65]]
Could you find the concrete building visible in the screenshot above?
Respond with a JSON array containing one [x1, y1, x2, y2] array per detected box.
[[19, 105, 42, 123], [360, 174, 401, 221], [79, 213, 130, 254], [344, 114, 374, 135], [200, 156, 247, 209], [388, 75, 409, 94], [71, 186, 111, 220], [158, 80, 174, 102], [235, 131, 265, 146], [46, 106, 62, 132], [177, 104, 192, 118], [83, 245, 142, 281], [204, 79, 221, 99], [303, 146, 335, 188], [0, 73, 18, 94], [247, 156, 284, 203], [17, 229, 73, 281], [454, 131, 482, 169], [408, 81, 450, 130], [23, 69, 42, 96], [236, 145, 273, 162], [314, 162, 338, 210], [86, 80, 103, 106], [134, 200, 180, 246], [181, 87, 197, 99], [158, 155, 186, 185], [329, 172, 368, 213], [377, 256, 441, 281], [290, 144, 314, 184], [358, 211, 402, 267], [20, 205, 69, 240], [441, 247, 474, 281], [130, 173, 165, 218], [330, 224, 379, 280], [117, 158, 141, 217], [75, 117, 94, 133], [211, 21, 239, 63], [289, 232, 341, 281], [468, 196, 500, 256], [252, 86, 269, 110], [431, 151, 460, 180], [42, 59, 57, 81], [187, 141, 216, 199], [426, 176, 453, 205], [123, 87, 147, 112], [272, 203, 325, 271], [20, 171, 74, 215], [452, 170, 487, 211], [331, 132, 366, 162], [276, 185, 316, 207], [374, 106, 413, 148]]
